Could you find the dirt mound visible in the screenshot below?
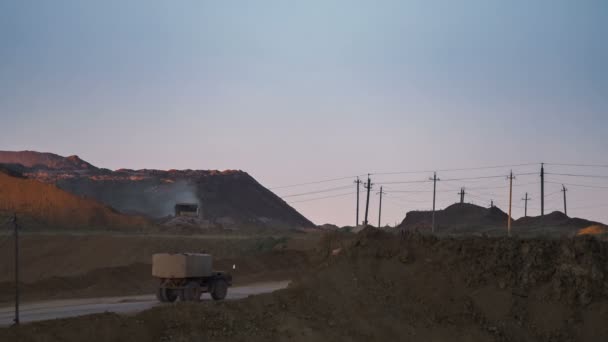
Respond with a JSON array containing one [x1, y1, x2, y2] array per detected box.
[[399, 203, 603, 238], [0, 150, 313, 229], [4, 229, 608, 341], [0, 151, 97, 170], [0, 172, 148, 230], [515, 211, 598, 228], [399, 203, 508, 233]]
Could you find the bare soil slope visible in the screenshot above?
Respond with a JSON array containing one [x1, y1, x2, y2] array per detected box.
[[0, 172, 148, 230], [2, 229, 607, 342], [0, 151, 96, 170]]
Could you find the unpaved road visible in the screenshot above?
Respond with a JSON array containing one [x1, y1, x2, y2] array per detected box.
[[0, 281, 289, 326]]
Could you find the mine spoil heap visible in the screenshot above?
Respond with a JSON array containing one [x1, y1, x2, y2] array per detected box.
[[0, 151, 313, 229]]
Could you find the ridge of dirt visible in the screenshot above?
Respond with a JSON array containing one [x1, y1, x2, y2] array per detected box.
[[2, 228, 607, 341]]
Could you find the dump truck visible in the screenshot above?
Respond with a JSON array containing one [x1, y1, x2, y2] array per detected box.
[[152, 253, 232, 302]]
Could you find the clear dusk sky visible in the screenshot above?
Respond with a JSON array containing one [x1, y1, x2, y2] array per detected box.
[[1, 1, 607, 226]]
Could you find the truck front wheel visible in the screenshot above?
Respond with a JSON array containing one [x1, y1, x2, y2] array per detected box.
[[211, 279, 228, 301]]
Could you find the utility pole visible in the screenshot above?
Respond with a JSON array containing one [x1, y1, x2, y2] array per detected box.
[[540, 163, 545, 217], [429, 172, 440, 233], [12, 213, 19, 325], [522, 193, 531, 217], [354, 177, 362, 226], [458, 187, 466, 204], [363, 175, 373, 226], [562, 184, 568, 216], [507, 171, 515, 237], [376, 186, 386, 228]]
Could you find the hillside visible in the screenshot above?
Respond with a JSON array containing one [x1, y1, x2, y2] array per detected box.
[[0, 151, 313, 229], [398, 202, 604, 238], [0, 172, 148, 230], [0, 150, 97, 170]]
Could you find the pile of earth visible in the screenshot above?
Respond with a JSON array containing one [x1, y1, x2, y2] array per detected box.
[[3, 228, 607, 342], [0, 172, 148, 230], [0, 151, 313, 230], [399, 202, 604, 238]]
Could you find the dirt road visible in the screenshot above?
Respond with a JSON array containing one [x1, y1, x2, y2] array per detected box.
[[0, 281, 289, 326]]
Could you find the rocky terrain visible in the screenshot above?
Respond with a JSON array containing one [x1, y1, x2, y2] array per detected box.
[[399, 203, 606, 238], [2, 228, 607, 342], [0, 151, 313, 230]]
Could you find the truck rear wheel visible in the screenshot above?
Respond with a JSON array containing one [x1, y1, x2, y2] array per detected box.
[[179, 281, 202, 302], [211, 279, 228, 301], [157, 287, 178, 303]]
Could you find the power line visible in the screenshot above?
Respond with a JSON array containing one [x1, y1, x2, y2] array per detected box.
[[568, 203, 608, 210], [281, 185, 352, 198], [289, 191, 355, 204], [269, 175, 362, 190], [381, 179, 432, 185], [270, 163, 605, 191], [546, 181, 608, 189], [387, 189, 453, 193], [546, 173, 608, 179], [442, 173, 536, 182], [370, 162, 540, 176], [545, 163, 608, 168], [465, 181, 540, 191], [545, 190, 562, 198]]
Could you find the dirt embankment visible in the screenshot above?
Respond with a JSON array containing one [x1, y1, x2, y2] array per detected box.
[[2, 229, 607, 342], [0, 233, 320, 304]]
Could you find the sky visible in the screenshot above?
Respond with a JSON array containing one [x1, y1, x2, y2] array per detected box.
[[1, 0, 607, 226]]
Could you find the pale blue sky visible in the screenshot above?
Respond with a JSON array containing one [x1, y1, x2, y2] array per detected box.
[[1, 1, 607, 226]]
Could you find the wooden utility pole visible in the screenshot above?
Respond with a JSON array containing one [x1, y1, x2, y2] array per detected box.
[[562, 184, 568, 216], [458, 187, 466, 204], [507, 171, 515, 237], [363, 175, 373, 226], [522, 193, 531, 217], [377, 186, 386, 228], [429, 172, 440, 233], [354, 177, 362, 226], [12, 213, 19, 325], [540, 163, 545, 217]]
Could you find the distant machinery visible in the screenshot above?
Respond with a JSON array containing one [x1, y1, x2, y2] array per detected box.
[[174, 203, 199, 217]]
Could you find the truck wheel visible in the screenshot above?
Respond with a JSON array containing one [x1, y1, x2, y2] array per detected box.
[[156, 287, 166, 302], [157, 288, 178, 303], [211, 279, 228, 301], [179, 281, 201, 302]]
